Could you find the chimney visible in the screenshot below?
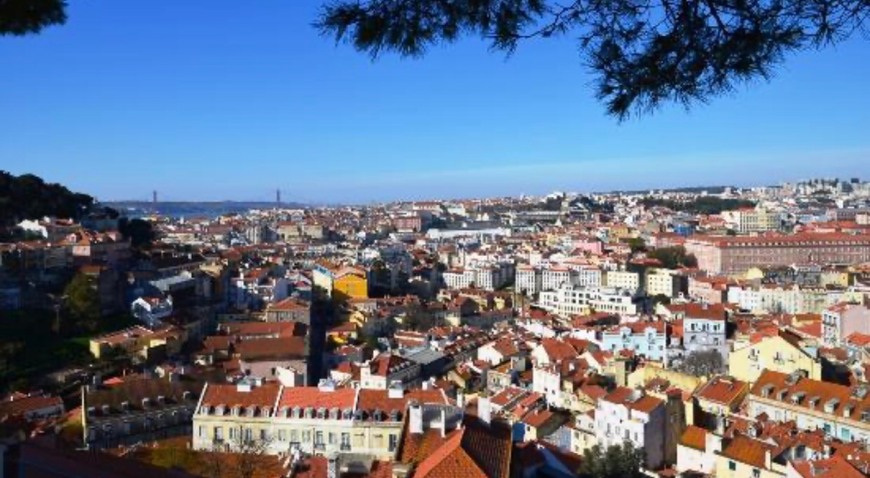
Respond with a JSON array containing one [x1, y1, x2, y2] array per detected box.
[[440, 408, 447, 437], [764, 449, 772, 469], [409, 402, 423, 435], [478, 396, 491, 425]]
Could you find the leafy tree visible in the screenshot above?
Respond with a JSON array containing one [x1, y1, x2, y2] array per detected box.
[[578, 441, 646, 478], [650, 294, 671, 307], [63, 273, 101, 332], [647, 246, 697, 269], [627, 237, 646, 254], [6, 3, 870, 117], [678, 349, 724, 376], [641, 196, 755, 214], [0, 171, 94, 227], [119, 217, 156, 249]]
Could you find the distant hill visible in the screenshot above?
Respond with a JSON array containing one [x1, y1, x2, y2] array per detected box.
[[0, 171, 95, 227], [102, 200, 307, 218]]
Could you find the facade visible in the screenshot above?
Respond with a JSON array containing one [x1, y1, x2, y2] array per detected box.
[[646, 269, 681, 298], [192, 380, 449, 459], [600, 321, 668, 361], [722, 207, 782, 233], [538, 285, 638, 316], [727, 284, 841, 314], [83, 375, 203, 449], [359, 354, 422, 390], [595, 387, 670, 469], [822, 303, 870, 347], [685, 234, 870, 276], [747, 369, 870, 444], [667, 303, 729, 360], [729, 333, 822, 384], [264, 297, 311, 325], [604, 270, 640, 292], [515, 265, 542, 296]]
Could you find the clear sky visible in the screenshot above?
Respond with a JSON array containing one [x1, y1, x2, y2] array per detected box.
[[1, 2, 869, 204]]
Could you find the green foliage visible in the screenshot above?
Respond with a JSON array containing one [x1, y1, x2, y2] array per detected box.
[[627, 237, 646, 254], [578, 441, 646, 478], [317, 1, 870, 118], [64, 273, 101, 332], [647, 246, 697, 269], [119, 217, 156, 249], [0, 171, 94, 227], [0, 0, 66, 36], [678, 349, 725, 376], [641, 196, 755, 214], [650, 294, 671, 307], [361, 317, 399, 350]]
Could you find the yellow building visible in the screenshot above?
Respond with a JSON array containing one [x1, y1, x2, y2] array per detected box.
[[728, 332, 822, 384], [334, 268, 368, 301]]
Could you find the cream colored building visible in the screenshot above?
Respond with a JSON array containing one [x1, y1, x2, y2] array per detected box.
[[192, 380, 449, 459], [728, 333, 822, 384]]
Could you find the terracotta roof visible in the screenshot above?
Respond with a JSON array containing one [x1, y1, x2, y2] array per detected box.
[[720, 434, 775, 469], [695, 377, 748, 406], [412, 417, 511, 478], [679, 425, 707, 451], [521, 409, 555, 428], [235, 337, 306, 361], [0, 394, 62, 418], [268, 297, 310, 311], [277, 386, 356, 411], [790, 455, 866, 478], [221, 321, 307, 338], [356, 389, 446, 422], [750, 369, 870, 421], [201, 383, 280, 409], [539, 338, 578, 362]]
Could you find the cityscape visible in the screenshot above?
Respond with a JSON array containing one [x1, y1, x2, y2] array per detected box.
[[2, 174, 870, 478], [3, 2, 870, 478]]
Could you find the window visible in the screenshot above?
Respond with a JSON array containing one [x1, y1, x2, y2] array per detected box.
[[290, 430, 298, 442], [341, 433, 351, 451], [389, 434, 399, 452], [229, 427, 236, 440], [302, 430, 311, 443], [729, 461, 736, 471], [198, 426, 205, 438], [244, 428, 253, 443], [328, 432, 336, 445], [752, 469, 761, 478], [260, 429, 267, 440], [315, 431, 324, 449], [278, 429, 286, 442], [215, 426, 224, 441]]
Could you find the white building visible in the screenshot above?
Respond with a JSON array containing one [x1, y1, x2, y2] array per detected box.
[[538, 286, 638, 317], [605, 270, 640, 292], [595, 387, 669, 470]]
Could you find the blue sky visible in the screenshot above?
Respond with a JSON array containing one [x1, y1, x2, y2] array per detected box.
[[1, 2, 869, 203]]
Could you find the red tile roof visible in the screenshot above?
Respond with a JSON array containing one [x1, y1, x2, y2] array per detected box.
[[277, 386, 356, 411], [201, 383, 280, 409]]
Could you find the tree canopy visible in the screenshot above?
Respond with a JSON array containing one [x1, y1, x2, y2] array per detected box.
[[578, 441, 646, 478], [0, 171, 94, 228], [4, 2, 869, 118]]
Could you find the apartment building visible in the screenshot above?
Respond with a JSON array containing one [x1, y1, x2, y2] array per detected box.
[[664, 303, 729, 360], [538, 285, 638, 317], [604, 270, 641, 292], [685, 234, 870, 276], [600, 321, 668, 361], [727, 284, 842, 314], [822, 303, 870, 347], [722, 207, 782, 233], [359, 354, 422, 390], [264, 297, 311, 324], [83, 374, 203, 449], [728, 332, 822, 384], [646, 269, 684, 298], [192, 379, 449, 459], [595, 387, 672, 470], [515, 265, 542, 296], [747, 370, 870, 444]]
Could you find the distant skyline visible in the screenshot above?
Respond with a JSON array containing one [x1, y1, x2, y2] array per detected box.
[[2, 3, 869, 203]]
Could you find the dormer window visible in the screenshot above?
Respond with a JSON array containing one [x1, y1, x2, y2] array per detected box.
[[101, 404, 111, 415], [317, 407, 326, 419], [824, 398, 839, 414], [232, 406, 241, 416], [342, 408, 353, 420], [292, 406, 301, 418], [761, 384, 774, 398], [215, 405, 225, 415], [330, 407, 340, 420], [305, 407, 314, 419]]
